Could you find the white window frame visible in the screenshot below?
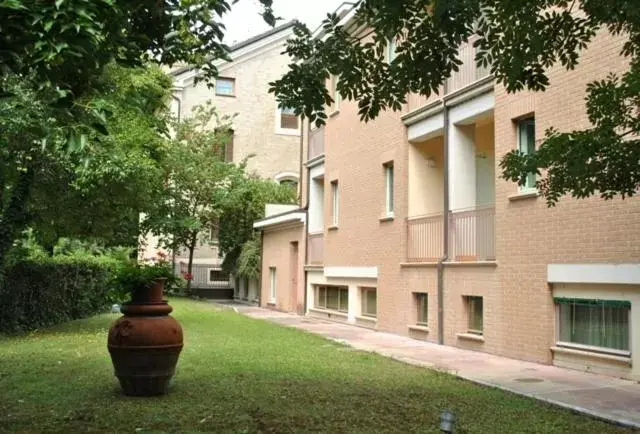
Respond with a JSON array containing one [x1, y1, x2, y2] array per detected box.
[[269, 267, 277, 303], [330, 75, 341, 114], [554, 299, 631, 357], [387, 38, 397, 62], [207, 268, 228, 284], [331, 180, 339, 227], [275, 105, 301, 136], [384, 162, 394, 217], [517, 117, 537, 192], [215, 77, 235, 97]]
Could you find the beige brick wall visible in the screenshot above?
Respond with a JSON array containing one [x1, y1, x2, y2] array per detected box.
[[298, 28, 640, 376], [260, 223, 305, 314], [173, 37, 302, 262], [493, 30, 640, 364]]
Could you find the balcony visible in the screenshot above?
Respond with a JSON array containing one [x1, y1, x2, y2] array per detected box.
[[406, 205, 495, 263], [308, 126, 325, 160], [449, 205, 495, 262], [407, 213, 444, 262], [407, 36, 491, 114], [307, 232, 324, 265]]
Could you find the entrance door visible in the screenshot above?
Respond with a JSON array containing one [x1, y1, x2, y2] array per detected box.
[[290, 242, 299, 313]]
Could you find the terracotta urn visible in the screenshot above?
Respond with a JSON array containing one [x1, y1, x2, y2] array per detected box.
[[108, 279, 183, 396]]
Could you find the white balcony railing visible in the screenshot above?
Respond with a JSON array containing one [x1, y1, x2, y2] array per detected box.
[[406, 205, 495, 262]]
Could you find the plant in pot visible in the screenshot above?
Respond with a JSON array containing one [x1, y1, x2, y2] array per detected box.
[[107, 253, 184, 396]]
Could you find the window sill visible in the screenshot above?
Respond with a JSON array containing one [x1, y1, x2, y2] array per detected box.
[[309, 308, 348, 319], [355, 315, 377, 324], [275, 129, 301, 137], [328, 225, 339, 231], [408, 325, 430, 333], [457, 332, 485, 343], [329, 110, 340, 118], [379, 214, 395, 223], [267, 302, 276, 307], [215, 93, 236, 98], [508, 190, 539, 201], [551, 345, 632, 366]]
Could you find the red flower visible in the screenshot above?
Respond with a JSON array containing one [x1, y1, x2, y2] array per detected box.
[[182, 272, 193, 281]]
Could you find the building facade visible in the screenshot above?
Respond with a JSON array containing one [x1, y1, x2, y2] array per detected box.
[[158, 23, 302, 298], [256, 6, 640, 381]]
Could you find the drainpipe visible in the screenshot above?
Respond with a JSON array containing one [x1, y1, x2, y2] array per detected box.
[[258, 230, 264, 306], [437, 81, 450, 345], [302, 120, 311, 315]]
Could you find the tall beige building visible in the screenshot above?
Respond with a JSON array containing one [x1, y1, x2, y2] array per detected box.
[[255, 4, 640, 381], [151, 23, 302, 298]]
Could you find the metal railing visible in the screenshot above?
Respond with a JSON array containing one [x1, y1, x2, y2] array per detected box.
[[307, 232, 324, 265], [178, 262, 232, 289], [449, 205, 495, 262], [406, 36, 490, 114], [407, 213, 444, 262], [309, 126, 325, 160], [406, 205, 495, 262]]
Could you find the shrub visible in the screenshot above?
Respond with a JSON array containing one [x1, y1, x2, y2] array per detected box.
[[0, 256, 122, 333]]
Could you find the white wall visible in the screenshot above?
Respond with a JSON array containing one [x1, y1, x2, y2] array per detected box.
[[308, 176, 325, 233], [408, 136, 444, 217], [449, 123, 476, 210]]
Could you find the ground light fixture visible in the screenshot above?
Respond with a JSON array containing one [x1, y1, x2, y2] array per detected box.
[[440, 409, 456, 433]]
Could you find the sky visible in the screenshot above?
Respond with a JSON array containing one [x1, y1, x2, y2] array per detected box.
[[222, 0, 350, 45]]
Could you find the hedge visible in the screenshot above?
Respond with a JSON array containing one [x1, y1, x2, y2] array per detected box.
[[0, 256, 121, 333]]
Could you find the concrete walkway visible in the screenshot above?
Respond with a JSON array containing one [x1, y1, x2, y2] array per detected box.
[[217, 302, 640, 429]]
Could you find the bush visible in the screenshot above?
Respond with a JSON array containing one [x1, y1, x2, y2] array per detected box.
[[0, 256, 122, 333]]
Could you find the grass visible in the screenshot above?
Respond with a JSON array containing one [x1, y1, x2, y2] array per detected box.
[[0, 298, 631, 433]]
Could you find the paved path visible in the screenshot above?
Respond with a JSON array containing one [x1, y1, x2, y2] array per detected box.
[[215, 301, 640, 429]]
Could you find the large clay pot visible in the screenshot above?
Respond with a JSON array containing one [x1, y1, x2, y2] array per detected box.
[[108, 279, 183, 396]]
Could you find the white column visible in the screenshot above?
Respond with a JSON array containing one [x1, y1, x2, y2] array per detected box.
[[449, 123, 476, 210]]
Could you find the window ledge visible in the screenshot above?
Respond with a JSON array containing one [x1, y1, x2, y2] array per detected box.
[[355, 315, 377, 323], [508, 190, 539, 201], [275, 129, 301, 137], [408, 325, 430, 333], [267, 302, 276, 307], [379, 214, 395, 223], [444, 261, 498, 267], [328, 225, 339, 231], [551, 346, 632, 366], [400, 262, 439, 268], [329, 110, 340, 118], [215, 93, 236, 98], [457, 332, 485, 343], [309, 308, 348, 319]]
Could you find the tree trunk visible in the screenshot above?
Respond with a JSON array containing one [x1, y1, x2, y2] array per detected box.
[[0, 168, 34, 274], [185, 232, 197, 296]]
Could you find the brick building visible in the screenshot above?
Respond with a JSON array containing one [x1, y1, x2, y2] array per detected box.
[[255, 4, 640, 381]]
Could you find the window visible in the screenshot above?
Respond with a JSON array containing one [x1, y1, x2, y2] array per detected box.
[[269, 267, 276, 302], [387, 38, 397, 62], [331, 180, 339, 226], [279, 179, 298, 192], [214, 127, 234, 162], [279, 107, 299, 130], [384, 162, 394, 216], [330, 75, 341, 112], [466, 296, 483, 335], [361, 287, 377, 317], [517, 117, 536, 190], [208, 225, 219, 244], [556, 298, 630, 354], [208, 269, 229, 283], [315, 285, 348, 313], [416, 293, 428, 326], [215, 77, 235, 96]]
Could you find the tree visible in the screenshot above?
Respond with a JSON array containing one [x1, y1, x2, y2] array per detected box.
[[0, 0, 275, 272], [29, 65, 172, 250], [218, 175, 297, 277], [269, 0, 640, 205], [143, 102, 238, 294]]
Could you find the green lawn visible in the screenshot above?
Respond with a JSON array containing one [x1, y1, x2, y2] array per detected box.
[[0, 299, 630, 433]]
